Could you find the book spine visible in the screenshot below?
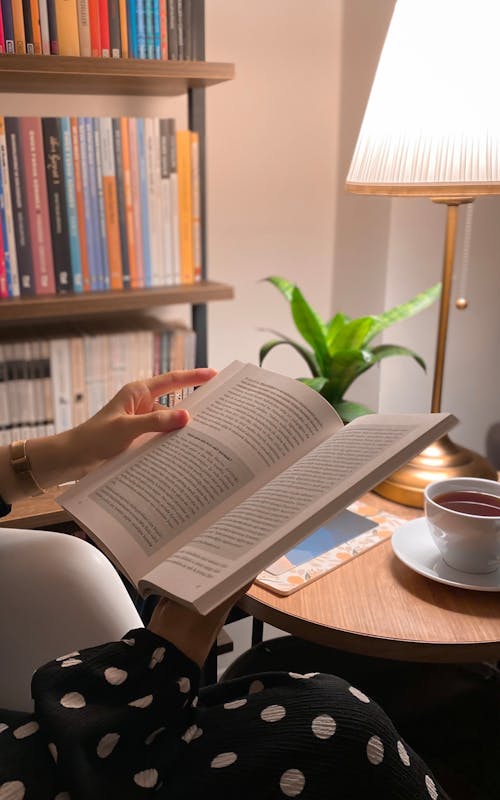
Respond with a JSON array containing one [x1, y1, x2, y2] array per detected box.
[[159, 118, 173, 285], [107, 0, 119, 56], [144, 117, 161, 285], [182, 0, 190, 61], [30, 0, 43, 53], [11, 0, 26, 52], [0, 197, 7, 298], [175, 0, 182, 58], [144, 0, 153, 59], [167, 117, 181, 285], [99, 117, 123, 289], [41, 117, 72, 294], [21, 117, 56, 295], [5, 118, 35, 296], [45, 0, 58, 52], [127, 117, 144, 287], [0, 118, 20, 297], [190, 129, 201, 282], [60, 117, 83, 292], [71, 117, 91, 291], [176, 128, 193, 284], [50, 336, 73, 433], [1, 0, 15, 52], [136, 117, 152, 286], [126, 0, 135, 57], [93, 118, 110, 289], [159, 0, 167, 59], [120, 116, 138, 287], [82, 116, 101, 291], [22, 0, 33, 53], [151, 0, 160, 58], [135, 0, 145, 58], [76, 0, 91, 55], [88, 0, 99, 55], [55, 0, 79, 54], [70, 335, 87, 426], [166, 0, 176, 59], [111, 117, 130, 288], [0, 3, 5, 53], [118, 0, 126, 57], [38, 0, 50, 52], [98, 0, 109, 55]]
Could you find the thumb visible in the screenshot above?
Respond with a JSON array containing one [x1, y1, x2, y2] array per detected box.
[[126, 408, 190, 438]]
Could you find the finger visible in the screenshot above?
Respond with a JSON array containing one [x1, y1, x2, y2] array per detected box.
[[124, 408, 190, 438], [145, 368, 217, 398]]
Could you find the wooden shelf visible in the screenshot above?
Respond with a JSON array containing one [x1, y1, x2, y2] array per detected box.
[[0, 55, 235, 96], [0, 281, 234, 323]]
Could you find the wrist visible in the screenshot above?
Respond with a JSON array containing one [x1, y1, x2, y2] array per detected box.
[[27, 427, 89, 490]]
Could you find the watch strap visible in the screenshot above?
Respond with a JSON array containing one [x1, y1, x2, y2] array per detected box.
[[9, 439, 45, 497]]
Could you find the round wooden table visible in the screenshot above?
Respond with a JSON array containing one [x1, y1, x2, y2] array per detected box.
[[240, 493, 500, 663]]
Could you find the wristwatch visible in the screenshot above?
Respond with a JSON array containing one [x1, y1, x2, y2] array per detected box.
[[9, 439, 45, 497]]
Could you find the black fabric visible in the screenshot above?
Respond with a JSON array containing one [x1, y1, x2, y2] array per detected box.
[[0, 628, 450, 799], [0, 495, 12, 518]]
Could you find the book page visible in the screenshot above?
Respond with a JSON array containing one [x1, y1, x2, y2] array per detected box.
[[140, 411, 455, 612], [60, 361, 342, 584]]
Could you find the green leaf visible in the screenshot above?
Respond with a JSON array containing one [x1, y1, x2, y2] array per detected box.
[[365, 282, 441, 343], [262, 276, 295, 302], [259, 338, 320, 376], [290, 286, 330, 373], [327, 349, 374, 398], [333, 399, 375, 424], [329, 316, 381, 353], [325, 312, 349, 353], [298, 377, 328, 392], [370, 343, 427, 371]]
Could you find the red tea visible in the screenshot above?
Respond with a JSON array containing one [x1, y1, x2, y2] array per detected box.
[[433, 490, 500, 517]]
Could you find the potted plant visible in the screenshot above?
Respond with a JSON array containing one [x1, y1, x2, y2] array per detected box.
[[259, 276, 441, 423]]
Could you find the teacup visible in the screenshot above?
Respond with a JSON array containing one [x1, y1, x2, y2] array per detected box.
[[424, 477, 500, 574]]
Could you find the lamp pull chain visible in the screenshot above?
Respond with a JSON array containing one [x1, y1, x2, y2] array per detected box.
[[455, 202, 474, 310]]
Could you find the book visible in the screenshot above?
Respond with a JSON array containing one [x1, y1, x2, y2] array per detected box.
[[176, 128, 194, 284], [107, 0, 120, 56], [41, 117, 72, 294], [98, 0, 109, 55], [76, 0, 91, 56], [71, 117, 91, 291], [29, 0, 42, 54], [127, 117, 144, 287], [1, 0, 15, 53], [59, 360, 456, 615], [60, 117, 83, 292], [256, 501, 405, 596], [5, 117, 35, 296], [118, 0, 126, 57], [55, 0, 79, 55], [22, 0, 34, 53], [92, 118, 110, 290], [99, 117, 123, 289], [88, 0, 99, 55], [111, 117, 130, 289], [38, 0, 51, 53], [11, 0, 26, 53], [46, 0, 58, 52], [0, 117, 20, 298]]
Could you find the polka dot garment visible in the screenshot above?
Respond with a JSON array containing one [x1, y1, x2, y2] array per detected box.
[[0, 629, 450, 799]]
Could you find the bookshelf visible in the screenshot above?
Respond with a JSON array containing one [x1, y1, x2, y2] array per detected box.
[[0, 1, 234, 369]]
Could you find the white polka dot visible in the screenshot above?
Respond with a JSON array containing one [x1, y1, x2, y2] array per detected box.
[[133, 769, 158, 789], [311, 714, 336, 739], [144, 727, 165, 746], [280, 768, 305, 797], [177, 676, 190, 693], [397, 740, 410, 766], [260, 704, 286, 723], [97, 732, 120, 758], [223, 698, 247, 710], [122, 638, 135, 646], [191, 696, 198, 708], [56, 651, 79, 662], [104, 667, 128, 685], [181, 724, 203, 743], [303, 672, 319, 678], [149, 647, 166, 669], [288, 672, 306, 679], [211, 751, 237, 769], [13, 721, 39, 740], [0, 724, 8, 734], [248, 679, 264, 693], [0, 780, 25, 800], [367, 735, 384, 765], [349, 686, 370, 703], [61, 659, 82, 668], [60, 692, 86, 709], [128, 694, 153, 709], [425, 775, 438, 799], [48, 743, 57, 763], [54, 793, 71, 800]]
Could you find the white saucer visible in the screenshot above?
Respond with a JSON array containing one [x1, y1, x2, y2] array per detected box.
[[391, 517, 500, 591]]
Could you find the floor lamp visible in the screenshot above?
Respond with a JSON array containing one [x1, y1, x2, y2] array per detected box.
[[346, 0, 499, 507]]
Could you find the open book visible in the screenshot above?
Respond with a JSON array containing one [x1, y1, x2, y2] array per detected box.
[[59, 361, 456, 614]]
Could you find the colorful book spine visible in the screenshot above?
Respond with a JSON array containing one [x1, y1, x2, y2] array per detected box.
[[0, 190, 8, 298], [176, 128, 194, 284], [175, 0, 182, 59], [144, 0, 152, 58], [159, 0, 167, 59], [144, 117, 161, 285], [135, 117, 152, 286], [29, 0, 42, 53], [190, 129, 201, 282], [107, 0, 120, 56], [20, 117, 56, 295], [182, 0, 191, 60], [46, 0, 58, 52], [38, 0, 51, 53], [135, 0, 145, 58], [88, 0, 99, 55], [111, 118, 130, 288], [159, 118, 173, 284], [4, 117, 35, 295], [70, 117, 91, 291], [98, 0, 109, 55], [41, 117, 73, 294], [118, 0, 126, 57], [11, 0, 26, 52], [151, 0, 160, 58], [92, 117, 110, 289], [21, 0, 34, 53], [99, 117, 123, 289], [166, 0, 176, 59], [126, 0, 135, 57], [1, 0, 15, 52], [55, 0, 79, 54], [60, 117, 83, 292], [0, 3, 5, 53], [82, 116, 101, 290], [76, 0, 91, 56], [120, 116, 138, 287], [167, 117, 181, 285], [0, 118, 20, 297], [127, 117, 144, 287]]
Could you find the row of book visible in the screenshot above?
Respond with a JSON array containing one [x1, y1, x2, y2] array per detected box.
[[0, 0, 198, 59], [0, 319, 196, 443], [0, 115, 201, 297]]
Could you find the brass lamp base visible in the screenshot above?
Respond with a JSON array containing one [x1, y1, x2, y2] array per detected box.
[[373, 434, 498, 508]]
